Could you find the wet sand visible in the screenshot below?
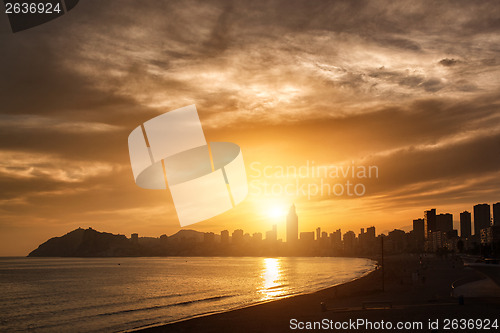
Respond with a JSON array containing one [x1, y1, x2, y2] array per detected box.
[[133, 254, 500, 332]]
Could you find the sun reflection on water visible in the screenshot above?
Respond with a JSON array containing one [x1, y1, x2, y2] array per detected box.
[[259, 258, 286, 300]]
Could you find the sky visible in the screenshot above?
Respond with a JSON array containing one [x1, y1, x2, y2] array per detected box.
[[1, 0, 500, 255]]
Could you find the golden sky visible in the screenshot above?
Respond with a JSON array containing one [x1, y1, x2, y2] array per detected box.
[[1, 0, 500, 255]]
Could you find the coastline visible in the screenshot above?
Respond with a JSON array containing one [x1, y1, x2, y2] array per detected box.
[[130, 254, 500, 333], [124, 259, 378, 332]]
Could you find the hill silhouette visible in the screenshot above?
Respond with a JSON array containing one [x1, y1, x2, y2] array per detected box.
[[28, 228, 207, 257]]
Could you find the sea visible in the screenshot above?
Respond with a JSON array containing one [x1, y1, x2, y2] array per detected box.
[[0, 257, 375, 332]]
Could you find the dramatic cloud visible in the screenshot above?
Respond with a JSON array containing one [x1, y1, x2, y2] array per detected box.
[[0, 0, 499, 254]]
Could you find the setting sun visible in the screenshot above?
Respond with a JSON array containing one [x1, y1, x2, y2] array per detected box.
[[256, 199, 289, 223], [267, 206, 287, 219]]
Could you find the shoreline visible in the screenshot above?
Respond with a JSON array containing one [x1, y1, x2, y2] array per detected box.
[[125, 262, 378, 332], [128, 260, 381, 332], [132, 254, 500, 333]]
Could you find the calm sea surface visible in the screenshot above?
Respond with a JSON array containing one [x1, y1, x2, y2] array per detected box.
[[0, 257, 375, 332]]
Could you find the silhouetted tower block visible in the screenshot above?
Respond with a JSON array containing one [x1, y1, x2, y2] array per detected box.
[[474, 204, 491, 236], [252, 232, 262, 242], [493, 202, 500, 226], [424, 209, 436, 239], [266, 225, 277, 242], [343, 231, 356, 254], [413, 219, 425, 249], [232, 229, 244, 244], [460, 211, 472, 238], [221, 230, 229, 244], [436, 213, 453, 232], [286, 204, 298, 244]]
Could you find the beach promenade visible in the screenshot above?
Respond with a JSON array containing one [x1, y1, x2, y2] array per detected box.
[[136, 254, 500, 333]]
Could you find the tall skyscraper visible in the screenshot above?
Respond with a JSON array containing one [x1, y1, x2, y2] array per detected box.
[[493, 202, 500, 226], [424, 209, 436, 238], [366, 226, 376, 239], [331, 229, 342, 250], [343, 231, 356, 254], [460, 211, 472, 238], [473, 203, 491, 235], [413, 218, 425, 244], [286, 204, 298, 243], [316, 227, 321, 241], [436, 213, 453, 233]]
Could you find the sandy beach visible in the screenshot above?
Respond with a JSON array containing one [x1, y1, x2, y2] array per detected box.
[[133, 254, 500, 332]]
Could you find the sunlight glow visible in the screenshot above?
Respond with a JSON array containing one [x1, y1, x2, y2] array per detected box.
[[259, 258, 285, 300], [259, 199, 288, 222]]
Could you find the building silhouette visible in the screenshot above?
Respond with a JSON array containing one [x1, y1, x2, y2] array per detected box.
[[286, 204, 298, 244], [473, 203, 491, 236], [343, 231, 356, 254], [460, 211, 472, 238], [330, 229, 342, 252], [266, 225, 277, 242], [493, 202, 500, 226], [358, 226, 376, 252], [436, 213, 453, 233], [203, 232, 215, 244], [221, 230, 229, 244], [424, 209, 436, 238], [413, 218, 425, 249], [366, 226, 376, 239], [232, 229, 244, 244], [131, 233, 139, 244], [299, 231, 314, 243], [252, 232, 262, 242]]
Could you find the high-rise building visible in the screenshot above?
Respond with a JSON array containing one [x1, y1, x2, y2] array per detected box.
[[299, 231, 315, 242], [286, 204, 298, 243], [473, 203, 491, 236], [358, 227, 375, 252], [316, 227, 321, 241], [330, 229, 342, 250], [266, 225, 277, 242], [460, 211, 472, 238], [343, 231, 356, 254], [232, 229, 244, 244], [221, 230, 229, 244], [424, 209, 436, 238], [366, 226, 376, 239], [436, 213, 453, 233], [252, 232, 262, 242], [413, 218, 425, 246], [493, 202, 500, 226], [388, 229, 406, 252]]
